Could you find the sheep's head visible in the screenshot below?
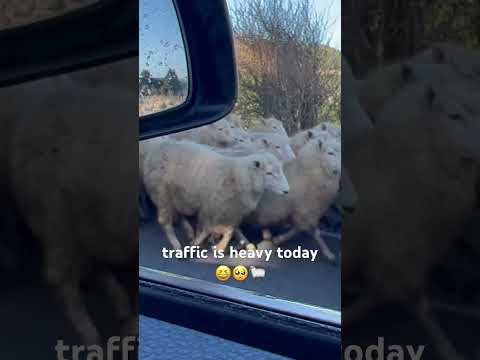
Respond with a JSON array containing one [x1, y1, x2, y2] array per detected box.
[[249, 153, 289, 195], [209, 119, 236, 147], [430, 85, 480, 163], [414, 44, 480, 81], [262, 116, 287, 135], [299, 138, 341, 180], [255, 135, 295, 162]]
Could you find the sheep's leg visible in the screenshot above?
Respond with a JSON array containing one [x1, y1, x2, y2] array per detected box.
[[313, 228, 336, 263], [272, 228, 298, 246], [255, 228, 275, 250], [59, 282, 101, 346], [216, 227, 234, 252], [180, 217, 195, 241], [414, 297, 464, 360], [156, 202, 182, 250], [98, 271, 131, 323], [235, 229, 256, 250], [122, 286, 139, 339], [45, 248, 100, 345], [191, 229, 210, 247], [262, 228, 273, 241], [161, 222, 182, 250]]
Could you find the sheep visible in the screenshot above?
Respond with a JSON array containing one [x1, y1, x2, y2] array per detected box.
[[356, 61, 470, 121], [139, 136, 169, 221], [250, 116, 288, 136], [289, 125, 326, 155], [317, 122, 341, 140], [341, 56, 373, 150], [9, 80, 138, 346], [223, 113, 245, 129], [248, 133, 295, 162], [289, 123, 338, 155], [412, 43, 480, 82], [203, 132, 295, 164], [336, 167, 357, 215], [142, 140, 290, 252], [342, 83, 480, 360], [140, 131, 293, 248], [169, 118, 238, 148], [247, 138, 340, 263]]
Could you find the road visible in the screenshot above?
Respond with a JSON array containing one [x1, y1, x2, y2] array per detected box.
[[139, 213, 342, 311]]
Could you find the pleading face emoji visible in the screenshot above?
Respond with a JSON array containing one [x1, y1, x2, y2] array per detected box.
[[233, 265, 248, 281]]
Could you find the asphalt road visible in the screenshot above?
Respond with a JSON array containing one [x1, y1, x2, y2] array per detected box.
[[139, 218, 342, 311]]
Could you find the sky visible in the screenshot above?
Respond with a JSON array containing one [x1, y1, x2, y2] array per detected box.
[[322, 0, 341, 50], [139, 0, 188, 79], [139, 0, 341, 78]]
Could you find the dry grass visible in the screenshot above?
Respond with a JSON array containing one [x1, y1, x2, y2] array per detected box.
[[139, 95, 185, 117]]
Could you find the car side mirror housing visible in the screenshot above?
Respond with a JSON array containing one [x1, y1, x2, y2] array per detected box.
[[0, 1, 137, 87], [139, 0, 237, 139]]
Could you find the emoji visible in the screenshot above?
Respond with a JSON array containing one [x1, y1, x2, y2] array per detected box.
[[249, 266, 266, 279], [232, 265, 249, 281], [215, 265, 231, 281]]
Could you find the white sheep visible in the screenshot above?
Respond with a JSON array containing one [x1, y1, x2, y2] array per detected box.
[[10, 79, 137, 345], [250, 116, 288, 136], [169, 118, 238, 148], [223, 113, 245, 128], [289, 123, 336, 155], [343, 83, 480, 360], [142, 140, 290, 252], [247, 138, 340, 263], [341, 57, 373, 150], [412, 43, 480, 83], [205, 133, 295, 164], [248, 132, 295, 162], [356, 61, 469, 120], [317, 122, 341, 140]]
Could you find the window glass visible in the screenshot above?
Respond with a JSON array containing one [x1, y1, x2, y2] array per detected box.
[[139, 0, 341, 312], [139, 0, 189, 116]]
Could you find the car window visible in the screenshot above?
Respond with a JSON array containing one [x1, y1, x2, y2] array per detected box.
[[0, 0, 100, 30], [139, 0, 189, 116], [139, 0, 341, 313]]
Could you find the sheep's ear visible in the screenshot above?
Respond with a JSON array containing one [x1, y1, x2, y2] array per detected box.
[[318, 140, 323, 150], [401, 63, 413, 81], [321, 123, 327, 131], [427, 85, 436, 106], [253, 160, 261, 168], [307, 130, 314, 139], [432, 46, 445, 63]]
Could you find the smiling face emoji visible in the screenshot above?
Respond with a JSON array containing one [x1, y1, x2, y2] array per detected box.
[[233, 265, 249, 281], [215, 265, 232, 281]]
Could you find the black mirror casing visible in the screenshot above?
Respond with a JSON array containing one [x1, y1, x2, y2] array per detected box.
[[139, 0, 238, 139], [0, 0, 137, 88]]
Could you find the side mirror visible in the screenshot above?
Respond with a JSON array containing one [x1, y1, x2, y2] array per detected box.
[[139, 0, 237, 139]]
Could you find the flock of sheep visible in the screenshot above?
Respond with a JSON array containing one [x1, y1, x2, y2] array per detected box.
[[139, 114, 341, 263], [342, 43, 480, 360]]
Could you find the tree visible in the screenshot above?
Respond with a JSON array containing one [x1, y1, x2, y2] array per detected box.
[[139, 69, 151, 84], [230, 0, 338, 133], [343, 0, 480, 76], [164, 68, 181, 95]]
